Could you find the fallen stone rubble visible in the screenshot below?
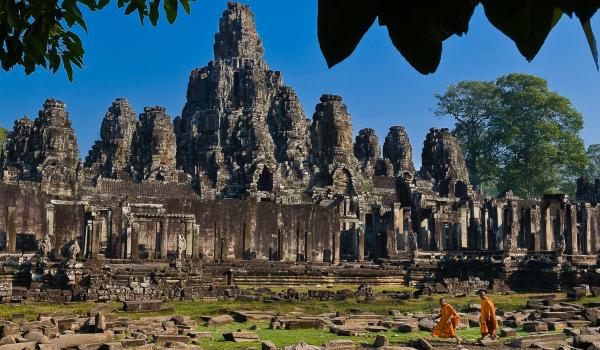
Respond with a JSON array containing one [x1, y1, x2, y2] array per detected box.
[[7, 294, 600, 349]]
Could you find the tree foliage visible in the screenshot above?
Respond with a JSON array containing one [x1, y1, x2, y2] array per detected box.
[[435, 73, 588, 199], [0, 127, 6, 144], [583, 144, 600, 180], [0, 0, 193, 80], [318, 1, 600, 74]]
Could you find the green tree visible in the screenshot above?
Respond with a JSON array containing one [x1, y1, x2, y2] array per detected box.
[[435, 73, 587, 199], [0, 0, 193, 80], [583, 144, 600, 180], [0, 126, 7, 158], [434, 80, 500, 190], [493, 74, 587, 198]]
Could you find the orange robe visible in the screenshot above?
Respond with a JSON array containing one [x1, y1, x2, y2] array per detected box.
[[432, 304, 460, 338], [479, 297, 499, 335]]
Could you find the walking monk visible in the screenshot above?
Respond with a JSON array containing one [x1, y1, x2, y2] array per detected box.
[[478, 291, 498, 340], [432, 298, 462, 344]]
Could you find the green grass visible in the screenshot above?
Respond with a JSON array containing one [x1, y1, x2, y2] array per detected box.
[[0, 290, 590, 349], [189, 320, 533, 349], [3, 291, 599, 322]]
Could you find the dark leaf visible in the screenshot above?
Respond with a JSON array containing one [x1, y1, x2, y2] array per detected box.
[[378, 1, 478, 74], [180, 0, 190, 14], [77, 0, 98, 11], [572, 0, 600, 23], [125, 1, 138, 15], [582, 20, 599, 69], [149, 0, 160, 25], [48, 48, 60, 72], [97, 0, 110, 9], [62, 53, 74, 81], [164, 0, 178, 24], [481, 0, 562, 61], [317, 0, 378, 68]]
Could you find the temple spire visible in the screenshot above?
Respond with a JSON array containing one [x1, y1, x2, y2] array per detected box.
[[213, 2, 264, 61]]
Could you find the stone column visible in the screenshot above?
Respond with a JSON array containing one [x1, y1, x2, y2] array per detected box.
[[566, 204, 578, 254], [542, 206, 553, 251], [469, 203, 482, 250], [45, 204, 55, 237], [83, 220, 91, 257], [106, 209, 113, 257], [494, 205, 504, 250], [192, 223, 200, 261], [481, 208, 488, 250], [333, 231, 341, 264], [357, 228, 365, 261], [160, 218, 169, 259], [512, 204, 520, 249], [305, 231, 313, 262], [130, 222, 139, 260], [371, 205, 382, 257], [185, 220, 194, 259], [6, 206, 16, 253], [434, 216, 444, 251], [529, 206, 541, 252], [90, 219, 100, 259], [45, 204, 57, 255], [459, 207, 468, 249], [419, 218, 429, 250], [393, 204, 403, 234], [583, 204, 592, 254], [386, 229, 397, 257]]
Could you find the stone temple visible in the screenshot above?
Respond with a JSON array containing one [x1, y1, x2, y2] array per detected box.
[[1, 2, 600, 302]]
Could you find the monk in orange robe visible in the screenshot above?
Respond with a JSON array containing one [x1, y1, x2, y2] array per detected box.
[[432, 298, 462, 344], [478, 291, 498, 340]]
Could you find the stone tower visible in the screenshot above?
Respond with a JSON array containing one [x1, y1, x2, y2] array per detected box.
[[354, 128, 381, 166], [383, 126, 414, 176], [2, 99, 80, 196], [85, 98, 137, 180], [420, 128, 471, 197], [309, 94, 356, 167], [131, 106, 180, 182], [176, 1, 310, 198]]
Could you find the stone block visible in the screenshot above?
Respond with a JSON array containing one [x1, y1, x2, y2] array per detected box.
[[121, 339, 147, 348], [222, 331, 259, 342], [568, 320, 592, 328], [500, 327, 516, 337], [417, 319, 436, 332], [523, 321, 548, 332], [508, 333, 565, 348], [122, 300, 163, 312], [397, 322, 418, 333], [154, 335, 190, 346], [286, 319, 328, 330], [323, 339, 356, 350], [374, 335, 389, 347], [547, 321, 567, 331], [207, 314, 234, 326], [262, 340, 277, 350]]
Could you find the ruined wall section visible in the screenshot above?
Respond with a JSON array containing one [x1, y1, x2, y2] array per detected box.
[[0, 184, 46, 251]]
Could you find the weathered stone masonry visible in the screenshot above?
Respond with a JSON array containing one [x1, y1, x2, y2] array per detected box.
[[1, 2, 600, 302]]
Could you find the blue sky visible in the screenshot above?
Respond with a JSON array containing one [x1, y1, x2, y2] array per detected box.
[[1, 1, 599, 167]]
